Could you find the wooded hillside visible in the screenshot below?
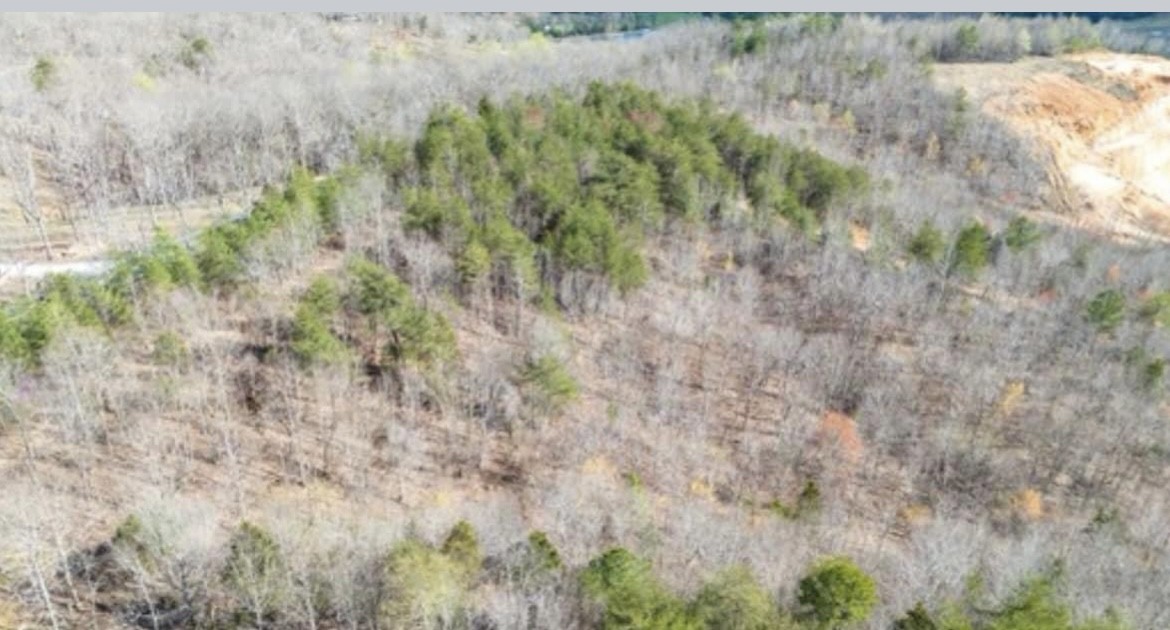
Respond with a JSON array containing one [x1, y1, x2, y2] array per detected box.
[[1, 13, 1168, 630]]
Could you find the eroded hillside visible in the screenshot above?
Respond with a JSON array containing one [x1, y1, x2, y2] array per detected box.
[[936, 52, 1170, 244]]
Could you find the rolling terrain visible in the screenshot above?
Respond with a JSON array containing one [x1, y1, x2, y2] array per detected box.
[[1, 13, 1169, 630]]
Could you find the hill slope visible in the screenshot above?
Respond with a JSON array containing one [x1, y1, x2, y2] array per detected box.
[[2, 14, 1170, 630]]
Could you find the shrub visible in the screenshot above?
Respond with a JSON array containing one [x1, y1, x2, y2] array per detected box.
[[344, 257, 457, 367], [291, 277, 346, 367], [358, 135, 413, 184], [314, 175, 344, 237], [223, 521, 283, 584], [947, 89, 971, 140], [526, 531, 562, 572], [581, 548, 698, 630], [785, 148, 868, 216], [649, 138, 701, 220], [112, 514, 145, 548], [1089, 506, 1124, 535], [985, 573, 1075, 630], [222, 521, 286, 624], [894, 603, 938, 630], [0, 310, 30, 364], [691, 565, 786, 630], [189, 36, 211, 55], [195, 226, 247, 290], [120, 253, 168, 295], [248, 186, 295, 235], [381, 538, 467, 630], [151, 331, 190, 367], [555, 201, 625, 272], [1138, 291, 1170, 327], [479, 214, 539, 291], [111, 514, 156, 568], [519, 354, 579, 414], [440, 520, 483, 581], [385, 305, 457, 367], [193, 172, 343, 291], [1061, 31, 1102, 55], [132, 70, 157, 92], [346, 257, 410, 322], [802, 13, 842, 35], [21, 301, 58, 358], [30, 57, 56, 91], [1, 299, 63, 366], [111, 229, 202, 299], [404, 187, 472, 239], [588, 151, 665, 228], [606, 239, 649, 294], [954, 23, 982, 57], [959, 567, 1128, 630], [950, 222, 992, 278], [936, 603, 975, 630], [36, 272, 135, 331], [151, 229, 201, 288], [908, 220, 946, 264], [291, 310, 345, 367], [456, 238, 492, 285], [796, 556, 878, 628], [1085, 290, 1126, 333], [1002, 216, 1043, 253], [766, 499, 797, 520], [796, 480, 822, 517], [299, 275, 341, 316], [747, 173, 806, 232], [730, 20, 767, 57], [501, 530, 564, 584], [768, 481, 822, 521], [179, 35, 212, 70], [1142, 358, 1165, 392]]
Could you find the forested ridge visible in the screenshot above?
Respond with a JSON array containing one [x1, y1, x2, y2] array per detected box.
[[1, 12, 1170, 630], [522, 12, 1162, 42]]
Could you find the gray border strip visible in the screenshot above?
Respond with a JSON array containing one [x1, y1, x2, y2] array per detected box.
[[2, 6, 1168, 14]]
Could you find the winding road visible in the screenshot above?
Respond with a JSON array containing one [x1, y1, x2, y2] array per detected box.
[[0, 259, 112, 281]]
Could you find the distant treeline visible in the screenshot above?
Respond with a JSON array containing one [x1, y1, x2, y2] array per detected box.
[[525, 12, 1161, 38], [523, 13, 775, 38], [1002, 13, 1157, 22]]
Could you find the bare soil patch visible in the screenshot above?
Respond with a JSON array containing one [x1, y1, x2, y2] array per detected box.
[[936, 52, 1170, 244]]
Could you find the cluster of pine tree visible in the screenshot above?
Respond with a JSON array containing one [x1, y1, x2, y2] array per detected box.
[[364, 81, 867, 306]]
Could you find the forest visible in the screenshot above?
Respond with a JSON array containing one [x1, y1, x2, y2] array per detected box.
[[1, 11, 1170, 630], [522, 13, 1162, 41]]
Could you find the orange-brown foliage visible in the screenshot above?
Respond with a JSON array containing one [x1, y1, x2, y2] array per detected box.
[[815, 410, 865, 466]]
